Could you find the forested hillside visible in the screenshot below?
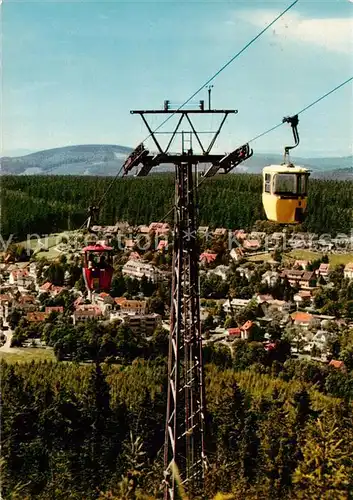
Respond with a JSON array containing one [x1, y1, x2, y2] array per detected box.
[[1, 359, 352, 499], [1, 174, 353, 239]]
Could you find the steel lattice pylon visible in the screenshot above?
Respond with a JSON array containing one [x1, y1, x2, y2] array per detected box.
[[123, 102, 252, 499], [163, 160, 206, 499]]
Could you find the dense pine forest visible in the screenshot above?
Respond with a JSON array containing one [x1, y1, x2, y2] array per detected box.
[[1, 174, 353, 239], [2, 357, 352, 500]]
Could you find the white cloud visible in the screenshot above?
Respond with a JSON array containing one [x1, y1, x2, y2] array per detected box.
[[233, 10, 353, 54]]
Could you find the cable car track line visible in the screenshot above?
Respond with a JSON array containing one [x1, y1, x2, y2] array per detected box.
[[156, 75, 353, 225], [138, 0, 299, 144], [249, 75, 353, 144], [80, 0, 298, 224], [96, 75, 353, 229], [85, 0, 299, 224]]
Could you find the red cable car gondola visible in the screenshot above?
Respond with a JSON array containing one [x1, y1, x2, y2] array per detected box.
[[82, 243, 113, 293]]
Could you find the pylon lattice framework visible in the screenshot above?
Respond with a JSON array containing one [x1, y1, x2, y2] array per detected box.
[[123, 102, 252, 499]]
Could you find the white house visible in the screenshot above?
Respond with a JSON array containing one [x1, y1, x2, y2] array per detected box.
[[293, 290, 313, 309], [317, 263, 330, 280], [230, 248, 244, 262], [208, 265, 230, 281], [111, 312, 161, 336], [73, 309, 103, 325], [344, 263, 353, 280], [122, 260, 161, 283], [236, 266, 254, 281], [114, 298, 148, 315], [0, 294, 13, 324], [223, 298, 251, 314], [312, 330, 331, 351], [9, 269, 34, 289], [261, 270, 279, 287]]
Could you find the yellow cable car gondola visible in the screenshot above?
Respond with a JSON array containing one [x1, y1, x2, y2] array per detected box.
[[262, 115, 310, 224]]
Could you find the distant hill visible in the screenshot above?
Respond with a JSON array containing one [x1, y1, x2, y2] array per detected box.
[[0, 144, 133, 176], [1, 144, 352, 179], [237, 153, 353, 178]]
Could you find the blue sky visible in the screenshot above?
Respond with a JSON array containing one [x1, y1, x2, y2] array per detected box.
[[2, 0, 353, 157]]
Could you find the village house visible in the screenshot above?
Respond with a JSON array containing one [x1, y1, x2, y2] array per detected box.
[[7, 262, 29, 273], [249, 231, 266, 240], [38, 282, 53, 294], [129, 252, 141, 261], [293, 290, 313, 309], [197, 226, 209, 237], [91, 225, 105, 233], [199, 252, 217, 266], [311, 330, 331, 353], [299, 271, 317, 289], [26, 311, 49, 323], [117, 312, 161, 336], [256, 294, 274, 305], [91, 293, 114, 315], [223, 298, 251, 314], [114, 298, 148, 315], [280, 269, 317, 289], [157, 240, 169, 252], [227, 327, 241, 339], [317, 263, 330, 280], [291, 311, 314, 329], [234, 230, 247, 241], [103, 225, 120, 235], [316, 237, 333, 251], [115, 221, 132, 234], [213, 227, 227, 238], [45, 306, 64, 314], [261, 270, 279, 287], [344, 263, 353, 280], [73, 308, 103, 325], [93, 292, 115, 305], [9, 269, 34, 289], [329, 360, 346, 371], [91, 225, 119, 235], [149, 222, 170, 236], [207, 265, 230, 281], [240, 320, 255, 340], [236, 266, 254, 281], [269, 232, 285, 245], [124, 239, 135, 252], [15, 295, 37, 313], [138, 224, 150, 234], [294, 260, 309, 270], [243, 239, 261, 252], [230, 247, 245, 262], [122, 260, 161, 283], [0, 294, 13, 323], [261, 298, 291, 317]]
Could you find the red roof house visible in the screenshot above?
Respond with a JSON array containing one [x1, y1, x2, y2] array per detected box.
[[241, 320, 255, 340], [26, 312, 49, 322], [157, 240, 169, 251], [39, 282, 53, 293], [228, 327, 241, 337], [200, 252, 217, 265], [45, 306, 64, 314], [329, 360, 346, 371]]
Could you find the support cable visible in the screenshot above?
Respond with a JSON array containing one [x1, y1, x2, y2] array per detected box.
[[156, 75, 353, 225], [248, 75, 353, 143], [79, 0, 299, 228], [139, 0, 299, 144]]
